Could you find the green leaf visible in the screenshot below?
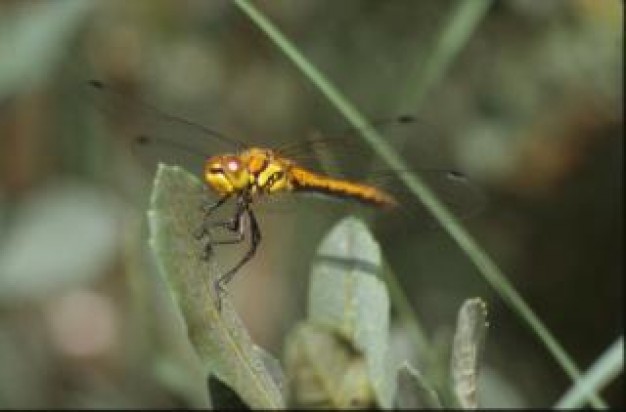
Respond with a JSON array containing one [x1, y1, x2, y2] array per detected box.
[[147, 164, 284, 409], [395, 361, 443, 409], [254, 345, 288, 401], [285, 323, 375, 409], [450, 298, 488, 409], [308, 216, 395, 408]]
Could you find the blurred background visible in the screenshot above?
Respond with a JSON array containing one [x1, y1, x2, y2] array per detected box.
[[0, 0, 622, 408]]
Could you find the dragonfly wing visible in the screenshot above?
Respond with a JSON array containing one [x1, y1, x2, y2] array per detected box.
[[254, 168, 485, 238], [320, 169, 483, 247], [83, 80, 243, 177], [271, 115, 486, 230]]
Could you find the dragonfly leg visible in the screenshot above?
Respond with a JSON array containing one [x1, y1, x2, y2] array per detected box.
[[198, 195, 250, 263], [201, 214, 246, 260], [200, 195, 230, 215], [213, 208, 261, 311], [194, 195, 230, 240]]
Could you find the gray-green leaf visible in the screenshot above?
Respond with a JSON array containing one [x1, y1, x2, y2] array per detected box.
[[308, 216, 394, 408], [147, 164, 284, 409], [451, 297, 488, 409], [285, 323, 375, 408]]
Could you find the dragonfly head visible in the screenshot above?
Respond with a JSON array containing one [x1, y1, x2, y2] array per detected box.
[[204, 154, 250, 195]]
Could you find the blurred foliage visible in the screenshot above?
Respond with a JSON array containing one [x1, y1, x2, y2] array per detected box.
[[0, 0, 622, 408]]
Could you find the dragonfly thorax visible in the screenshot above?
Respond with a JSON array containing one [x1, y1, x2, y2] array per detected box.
[[203, 147, 294, 198]]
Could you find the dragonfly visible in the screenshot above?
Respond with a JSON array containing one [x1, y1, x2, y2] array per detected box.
[[87, 80, 481, 309]]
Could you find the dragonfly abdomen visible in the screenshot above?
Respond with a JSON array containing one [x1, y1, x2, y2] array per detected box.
[[289, 167, 397, 209]]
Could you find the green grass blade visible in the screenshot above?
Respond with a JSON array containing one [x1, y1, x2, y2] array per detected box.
[[233, 1, 606, 408], [397, 0, 493, 109], [555, 336, 624, 409]]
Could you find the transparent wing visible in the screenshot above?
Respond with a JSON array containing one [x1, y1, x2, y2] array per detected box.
[[259, 115, 486, 229], [83, 79, 245, 177], [83, 80, 485, 230], [274, 115, 453, 174], [363, 168, 486, 235], [251, 167, 485, 238]]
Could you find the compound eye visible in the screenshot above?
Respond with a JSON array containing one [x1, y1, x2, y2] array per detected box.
[[224, 157, 241, 173]]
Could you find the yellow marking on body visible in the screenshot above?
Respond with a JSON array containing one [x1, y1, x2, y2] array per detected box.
[[203, 147, 396, 208], [289, 166, 397, 208]]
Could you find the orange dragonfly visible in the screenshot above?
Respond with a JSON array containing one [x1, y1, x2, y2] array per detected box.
[[87, 80, 481, 308]]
